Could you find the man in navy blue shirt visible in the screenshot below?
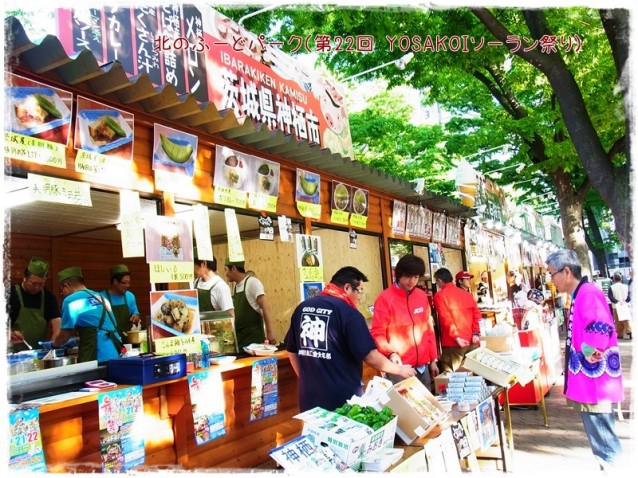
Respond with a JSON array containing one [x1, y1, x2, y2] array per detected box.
[[285, 266, 415, 412]]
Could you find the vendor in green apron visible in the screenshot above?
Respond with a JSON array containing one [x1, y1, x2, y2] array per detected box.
[[224, 259, 276, 349], [8, 257, 61, 351], [101, 264, 141, 336], [194, 248, 234, 315], [53, 267, 122, 364]]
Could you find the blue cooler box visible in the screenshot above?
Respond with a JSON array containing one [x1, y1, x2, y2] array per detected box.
[[107, 353, 187, 385]]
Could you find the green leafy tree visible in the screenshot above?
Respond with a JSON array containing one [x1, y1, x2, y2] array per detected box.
[[238, 6, 630, 269]]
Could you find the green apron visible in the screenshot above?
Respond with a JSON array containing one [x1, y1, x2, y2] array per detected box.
[[104, 290, 132, 335], [195, 278, 215, 312], [76, 291, 123, 363], [233, 277, 265, 348], [13, 285, 47, 351]]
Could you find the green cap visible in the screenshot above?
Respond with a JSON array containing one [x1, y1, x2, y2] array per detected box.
[[110, 264, 129, 278], [27, 257, 49, 277], [57, 266, 83, 283], [225, 258, 245, 268]]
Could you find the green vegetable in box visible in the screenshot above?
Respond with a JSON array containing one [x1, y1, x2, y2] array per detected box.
[[333, 404, 395, 430]]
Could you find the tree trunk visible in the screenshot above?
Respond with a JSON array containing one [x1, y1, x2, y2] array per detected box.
[[583, 206, 610, 277], [551, 170, 592, 277]]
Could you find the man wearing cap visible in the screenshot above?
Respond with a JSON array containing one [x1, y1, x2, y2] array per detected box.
[[433, 268, 482, 373], [193, 250, 234, 316], [455, 270, 473, 293], [101, 264, 141, 336], [8, 257, 61, 351], [224, 259, 275, 348], [53, 267, 123, 364]]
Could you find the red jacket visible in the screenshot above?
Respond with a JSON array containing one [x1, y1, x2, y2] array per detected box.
[[370, 285, 437, 367], [433, 282, 481, 347]]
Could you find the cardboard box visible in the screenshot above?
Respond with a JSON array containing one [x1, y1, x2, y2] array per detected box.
[[295, 407, 398, 469], [479, 333, 519, 352], [461, 348, 523, 387], [378, 376, 447, 445]]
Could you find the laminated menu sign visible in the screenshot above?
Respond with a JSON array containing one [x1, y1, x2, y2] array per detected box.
[[188, 370, 226, 445], [296, 169, 321, 219], [5, 72, 72, 168], [8, 406, 47, 472], [119, 190, 145, 258], [249, 357, 278, 421], [150, 290, 202, 354], [296, 234, 324, 282], [98, 387, 145, 472], [74, 96, 135, 177], [145, 215, 194, 264]]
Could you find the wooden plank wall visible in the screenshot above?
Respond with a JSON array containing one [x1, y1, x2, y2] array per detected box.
[[7, 233, 151, 318]]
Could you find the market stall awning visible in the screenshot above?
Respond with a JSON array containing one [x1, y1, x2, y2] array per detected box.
[[4, 16, 473, 217]]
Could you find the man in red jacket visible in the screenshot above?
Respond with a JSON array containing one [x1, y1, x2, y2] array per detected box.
[[433, 268, 482, 372], [371, 254, 439, 389]]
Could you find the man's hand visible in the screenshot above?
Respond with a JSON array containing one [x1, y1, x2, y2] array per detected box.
[[396, 364, 417, 379], [456, 337, 470, 347], [389, 352, 403, 365], [10, 330, 25, 343], [429, 361, 440, 378]]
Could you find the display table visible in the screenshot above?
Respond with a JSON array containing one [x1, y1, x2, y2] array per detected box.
[[10, 351, 301, 472]]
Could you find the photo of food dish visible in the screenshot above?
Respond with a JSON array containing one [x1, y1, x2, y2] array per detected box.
[[78, 109, 133, 154], [219, 146, 247, 189], [153, 134, 195, 175], [151, 293, 199, 336], [352, 188, 368, 215], [256, 162, 277, 195], [332, 182, 350, 211], [296, 169, 320, 203], [9, 86, 71, 137]]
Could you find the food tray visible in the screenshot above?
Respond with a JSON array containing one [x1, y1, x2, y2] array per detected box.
[[461, 348, 520, 387], [210, 355, 237, 365]]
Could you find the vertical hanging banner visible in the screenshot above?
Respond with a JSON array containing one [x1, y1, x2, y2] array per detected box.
[[119, 190, 145, 258], [193, 204, 213, 261], [249, 357, 278, 421], [446, 216, 462, 247], [188, 370, 226, 445], [391, 200, 407, 236], [278, 216, 294, 242], [98, 387, 145, 472], [225, 208, 245, 263], [5, 72, 72, 168], [258, 212, 275, 241], [8, 406, 47, 472], [295, 169, 321, 219], [145, 215, 194, 283]]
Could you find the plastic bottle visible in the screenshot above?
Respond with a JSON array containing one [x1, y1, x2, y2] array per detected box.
[[200, 339, 210, 369]]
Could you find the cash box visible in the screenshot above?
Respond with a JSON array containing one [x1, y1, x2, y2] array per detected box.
[[107, 353, 187, 385]]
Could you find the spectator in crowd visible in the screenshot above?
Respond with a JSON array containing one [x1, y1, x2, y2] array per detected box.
[[8, 257, 61, 351], [371, 254, 439, 389], [285, 266, 416, 412], [433, 268, 482, 373], [608, 272, 631, 340], [546, 249, 623, 471]]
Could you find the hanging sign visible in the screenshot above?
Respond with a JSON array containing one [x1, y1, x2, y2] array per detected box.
[[349, 188, 369, 229], [150, 290, 202, 355], [391, 200, 407, 236], [330, 181, 351, 225], [193, 204, 214, 261], [431, 212, 447, 244], [119, 190, 145, 258], [296, 234, 324, 283], [278, 216, 294, 242], [225, 208, 245, 262], [27, 173, 92, 206], [295, 169, 321, 219], [144, 215, 194, 263], [5, 72, 72, 168]]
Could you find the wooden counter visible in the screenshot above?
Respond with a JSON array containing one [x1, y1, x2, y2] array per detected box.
[[31, 351, 301, 472]]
